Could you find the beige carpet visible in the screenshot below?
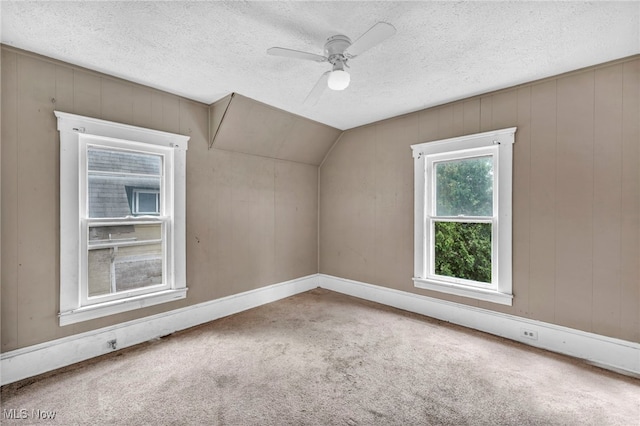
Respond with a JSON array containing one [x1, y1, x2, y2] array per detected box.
[[2, 288, 639, 425]]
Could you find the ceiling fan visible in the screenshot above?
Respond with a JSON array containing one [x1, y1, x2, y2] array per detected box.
[[267, 22, 396, 104]]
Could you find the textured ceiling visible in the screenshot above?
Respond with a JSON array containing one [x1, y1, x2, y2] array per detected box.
[[1, 1, 638, 130]]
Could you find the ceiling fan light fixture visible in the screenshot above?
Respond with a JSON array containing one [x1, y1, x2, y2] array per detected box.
[[328, 69, 350, 91]]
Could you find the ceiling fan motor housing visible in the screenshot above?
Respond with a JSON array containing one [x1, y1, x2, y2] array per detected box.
[[324, 35, 351, 66]]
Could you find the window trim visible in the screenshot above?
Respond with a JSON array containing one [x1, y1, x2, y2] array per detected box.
[[56, 111, 189, 326], [411, 127, 516, 305]]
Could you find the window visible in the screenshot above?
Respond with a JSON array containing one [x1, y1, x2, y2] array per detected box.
[[132, 189, 160, 215], [56, 111, 189, 325], [411, 127, 516, 305]]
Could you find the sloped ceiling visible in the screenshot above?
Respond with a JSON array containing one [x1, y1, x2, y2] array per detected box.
[[1, 1, 639, 130]]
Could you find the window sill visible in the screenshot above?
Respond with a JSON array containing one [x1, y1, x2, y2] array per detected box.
[[413, 278, 512, 306], [59, 288, 187, 326]]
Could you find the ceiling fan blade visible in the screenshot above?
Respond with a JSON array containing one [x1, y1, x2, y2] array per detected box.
[[267, 47, 327, 63], [304, 71, 330, 105], [344, 22, 396, 58]]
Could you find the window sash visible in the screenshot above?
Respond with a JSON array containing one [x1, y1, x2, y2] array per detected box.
[[426, 217, 497, 289], [432, 155, 495, 218], [81, 218, 170, 306], [427, 148, 498, 218]]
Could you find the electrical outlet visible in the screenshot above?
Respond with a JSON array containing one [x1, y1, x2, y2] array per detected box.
[[520, 329, 538, 340], [107, 339, 117, 350]]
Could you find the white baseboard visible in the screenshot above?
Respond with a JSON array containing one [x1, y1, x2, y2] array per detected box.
[[319, 274, 640, 378], [3, 273, 638, 385], [0, 275, 318, 386]]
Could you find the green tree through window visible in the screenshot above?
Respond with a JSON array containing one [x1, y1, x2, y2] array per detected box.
[[434, 222, 492, 283]]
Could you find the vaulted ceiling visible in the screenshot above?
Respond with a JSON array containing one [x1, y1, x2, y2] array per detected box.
[[1, 1, 638, 130]]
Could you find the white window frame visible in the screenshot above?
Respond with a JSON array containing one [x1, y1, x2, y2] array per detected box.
[[56, 111, 189, 326], [411, 127, 516, 305], [81, 140, 168, 307]]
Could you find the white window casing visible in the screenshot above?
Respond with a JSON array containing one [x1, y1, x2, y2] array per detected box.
[[56, 111, 189, 325], [411, 127, 516, 305]]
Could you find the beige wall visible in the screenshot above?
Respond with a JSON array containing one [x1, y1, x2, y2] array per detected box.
[[320, 56, 640, 343], [1, 46, 318, 352], [2, 44, 638, 354], [210, 93, 342, 165]]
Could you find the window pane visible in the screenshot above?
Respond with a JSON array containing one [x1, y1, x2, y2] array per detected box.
[[434, 221, 492, 284], [113, 244, 163, 292], [88, 243, 163, 297], [88, 224, 164, 297], [88, 147, 161, 175], [435, 156, 493, 217], [88, 249, 112, 297], [87, 147, 162, 218]]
